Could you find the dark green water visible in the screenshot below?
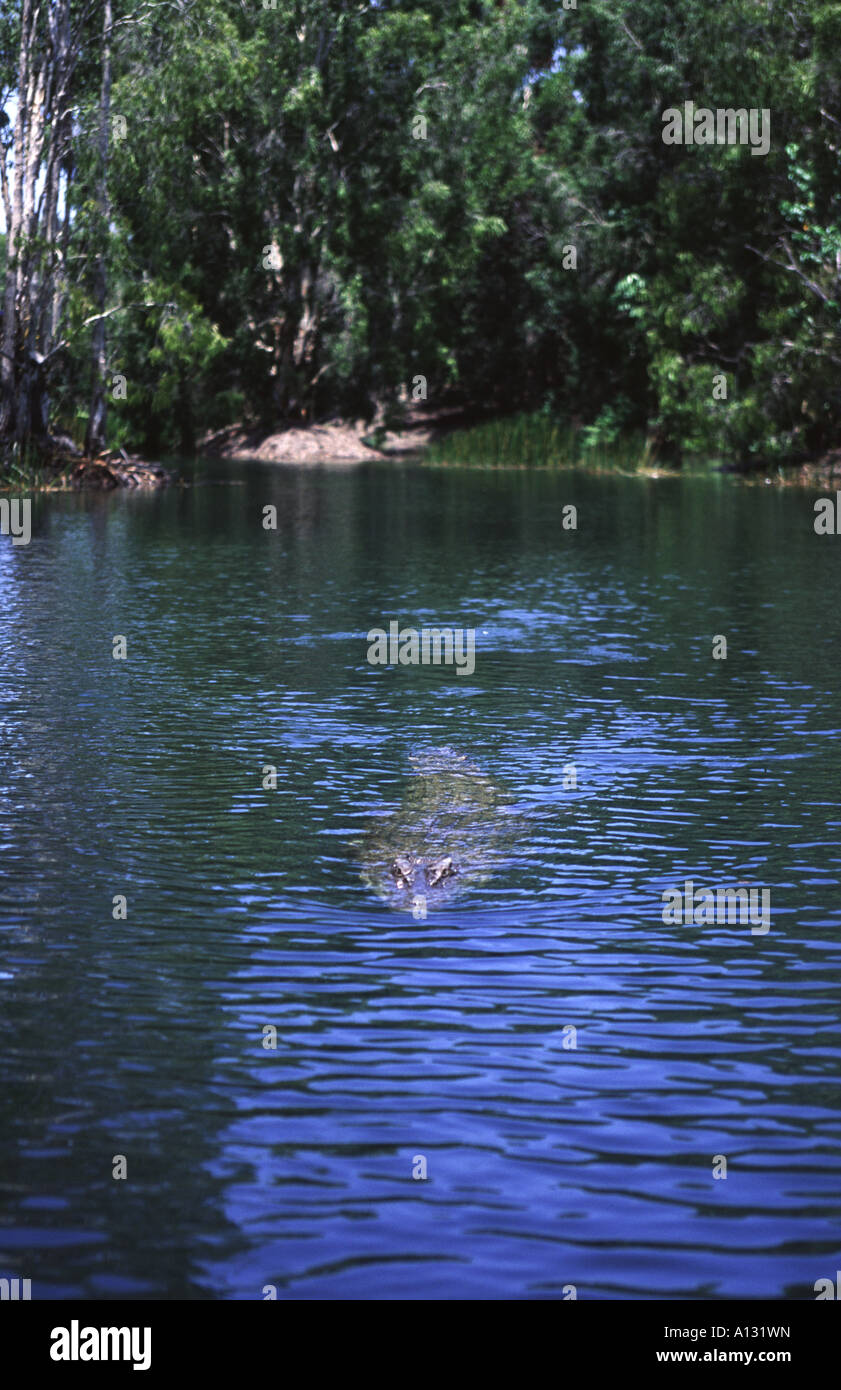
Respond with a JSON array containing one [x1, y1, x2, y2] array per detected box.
[[1, 458, 840, 1300]]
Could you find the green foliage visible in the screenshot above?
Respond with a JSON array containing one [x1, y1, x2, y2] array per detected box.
[[4, 0, 841, 466], [425, 411, 653, 471]]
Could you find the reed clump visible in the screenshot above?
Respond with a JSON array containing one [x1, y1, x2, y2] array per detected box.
[[424, 413, 664, 471]]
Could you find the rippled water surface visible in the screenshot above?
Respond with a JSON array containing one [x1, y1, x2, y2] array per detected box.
[[1, 459, 840, 1299]]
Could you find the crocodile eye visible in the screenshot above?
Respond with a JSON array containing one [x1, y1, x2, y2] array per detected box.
[[392, 856, 413, 885], [427, 856, 454, 887]]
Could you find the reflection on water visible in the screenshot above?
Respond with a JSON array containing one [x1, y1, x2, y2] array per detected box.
[[1, 459, 839, 1298]]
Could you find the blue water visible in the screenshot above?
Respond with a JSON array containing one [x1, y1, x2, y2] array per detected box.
[[1, 459, 839, 1298]]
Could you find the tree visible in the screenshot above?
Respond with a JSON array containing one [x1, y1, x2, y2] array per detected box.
[[1, 0, 92, 456], [84, 0, 112, 456]]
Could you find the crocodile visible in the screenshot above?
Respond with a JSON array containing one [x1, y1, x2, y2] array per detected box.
[[358, 746, 520, 914]]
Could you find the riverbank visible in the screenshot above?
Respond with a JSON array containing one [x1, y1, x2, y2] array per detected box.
[[422, 413, 841, 486], [202, 409, 841, 486], [198, 404, 463, 463], [6, 412, 841, 489]]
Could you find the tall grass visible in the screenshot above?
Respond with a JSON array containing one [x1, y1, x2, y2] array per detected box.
[[424, 413, 662, 471], [0, 441, 72, 491]]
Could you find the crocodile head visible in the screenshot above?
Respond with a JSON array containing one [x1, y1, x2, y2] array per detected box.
[[357, 748, 518, 912], [391, 854, 457, 914]]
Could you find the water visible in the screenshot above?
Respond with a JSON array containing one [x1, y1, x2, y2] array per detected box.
[[1, 458, 839, 1300]]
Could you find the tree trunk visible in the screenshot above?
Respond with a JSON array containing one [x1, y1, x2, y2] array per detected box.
[[1, 0, 81, 459], [0, 0, 33, 443], [86, 0, 113, 458]]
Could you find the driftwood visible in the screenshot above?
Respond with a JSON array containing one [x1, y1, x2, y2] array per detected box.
[[30, 442, 175, 490], [63, 450, 174, 490]]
